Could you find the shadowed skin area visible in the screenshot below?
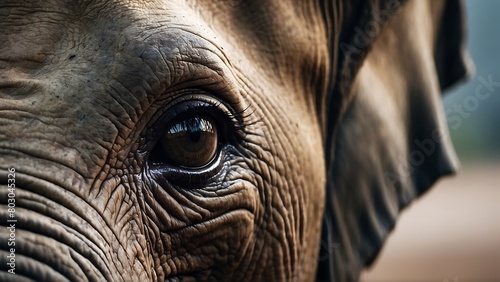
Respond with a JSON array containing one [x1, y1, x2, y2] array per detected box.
[[0, 0, 470, 281]]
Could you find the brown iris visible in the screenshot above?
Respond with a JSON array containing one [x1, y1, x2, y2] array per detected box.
[[161, 115, 218, 168]]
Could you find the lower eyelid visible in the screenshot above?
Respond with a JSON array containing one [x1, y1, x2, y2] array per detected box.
[[147, 148, 228, 188]]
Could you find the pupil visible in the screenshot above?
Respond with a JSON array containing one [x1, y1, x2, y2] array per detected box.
[[188, 122, 202, 142]]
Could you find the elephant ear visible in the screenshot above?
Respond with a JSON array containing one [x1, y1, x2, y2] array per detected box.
[[434, 0, 474, 90], [316, 0, 473, 281]]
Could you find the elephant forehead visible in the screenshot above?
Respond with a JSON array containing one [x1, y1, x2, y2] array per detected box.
[[0, 2, 67, 70], [0, 0, 331, 106]]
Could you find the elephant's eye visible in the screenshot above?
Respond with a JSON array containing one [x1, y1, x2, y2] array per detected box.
[[161, 115, 218, 168], [145, 95, 246, 187]]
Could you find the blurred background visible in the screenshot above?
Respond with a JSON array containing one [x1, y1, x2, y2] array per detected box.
[[361, 1, 500, 281]]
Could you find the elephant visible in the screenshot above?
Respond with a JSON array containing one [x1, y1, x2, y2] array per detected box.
[[0, 0, 472, 281]]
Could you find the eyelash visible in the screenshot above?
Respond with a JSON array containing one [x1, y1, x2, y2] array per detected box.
[[169, 97, 253, 143]]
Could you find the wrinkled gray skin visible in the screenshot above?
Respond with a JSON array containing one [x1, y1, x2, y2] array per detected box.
[[0, 0, 471, 281]]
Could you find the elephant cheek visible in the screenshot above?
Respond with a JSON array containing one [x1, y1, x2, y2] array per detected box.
[[251, 111, 326, 280], [300, 137, 327, 279]]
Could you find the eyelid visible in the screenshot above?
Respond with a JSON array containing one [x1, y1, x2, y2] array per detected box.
[[143, 94, 242, 160], [164, 101, 229, 143], [147, 149, 227, 188], [153, 94, 248, 143], [140, 91, 251, 165]]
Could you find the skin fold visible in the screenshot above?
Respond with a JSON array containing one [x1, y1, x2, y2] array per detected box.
[[0, 0, 471, 281]]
